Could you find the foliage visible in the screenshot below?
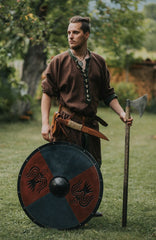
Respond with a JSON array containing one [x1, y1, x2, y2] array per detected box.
[[146, 96, 156, 113], [0, 70, 31, 117], [0, 48, 30, 117], [0, 0, 145, 61], [112, 82, 137, 108], [143, 3, 156, 20], [91, 0, 145, 69], [143, 19, 156, 51], [142, 3, 156, 51], [0, 0, 90, 57]]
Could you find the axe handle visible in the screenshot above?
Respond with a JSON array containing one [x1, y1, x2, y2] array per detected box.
[[122, 100, 131, 227]]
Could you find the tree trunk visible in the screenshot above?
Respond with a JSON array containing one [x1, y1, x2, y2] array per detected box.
[[17, 42, 47, 115]]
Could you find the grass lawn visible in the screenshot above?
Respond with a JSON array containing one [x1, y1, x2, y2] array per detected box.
[[0, 105, 155, 240]]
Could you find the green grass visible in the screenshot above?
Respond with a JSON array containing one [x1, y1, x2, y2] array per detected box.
[[0, 106, 156, 240]]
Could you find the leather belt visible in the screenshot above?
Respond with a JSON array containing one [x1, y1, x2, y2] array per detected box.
[[59, 105, 108, 127]]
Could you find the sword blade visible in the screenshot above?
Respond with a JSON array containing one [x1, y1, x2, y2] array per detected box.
[[57, 118, 109, 141]]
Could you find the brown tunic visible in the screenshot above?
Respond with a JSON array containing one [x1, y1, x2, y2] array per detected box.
[[42, 50, 117, 166]]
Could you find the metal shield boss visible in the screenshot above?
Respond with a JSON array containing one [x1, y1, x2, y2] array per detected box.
[[17, 142, 103, 229]]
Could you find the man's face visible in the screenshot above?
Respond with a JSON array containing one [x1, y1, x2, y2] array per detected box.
[[67, 22, 89, 50]]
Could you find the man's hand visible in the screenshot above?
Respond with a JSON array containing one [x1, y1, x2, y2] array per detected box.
[[41, 123, 53, 142], [119, 112, 133, 126], [109, 99, 133, 126], [41, 93, 53, 142]]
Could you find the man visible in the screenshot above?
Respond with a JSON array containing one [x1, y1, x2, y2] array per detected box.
[[41, 15, 132, 217]]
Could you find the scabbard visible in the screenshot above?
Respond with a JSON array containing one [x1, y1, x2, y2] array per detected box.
[[56, 118, 109, 141]]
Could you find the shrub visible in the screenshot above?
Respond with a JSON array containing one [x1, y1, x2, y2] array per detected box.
[[0, 64, 30, 119], [0, 65, 16, 113], [146, 96, 156, 113], [112, 82, 138, 109]]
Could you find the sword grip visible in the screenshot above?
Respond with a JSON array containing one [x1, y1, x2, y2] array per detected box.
[[67, 120, 82, 131]]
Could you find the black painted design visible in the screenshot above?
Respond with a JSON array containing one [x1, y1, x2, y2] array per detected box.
[[26, 166, 47, 193], [71, 180, 94, 207]]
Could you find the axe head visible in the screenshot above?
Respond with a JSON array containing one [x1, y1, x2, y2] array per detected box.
[[130, 94, 147, 117]]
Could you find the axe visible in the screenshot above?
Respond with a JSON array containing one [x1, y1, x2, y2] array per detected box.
[[122, 94, 147, 227]]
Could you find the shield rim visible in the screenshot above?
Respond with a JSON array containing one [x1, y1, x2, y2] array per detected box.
[[17, 141, 103, 229]]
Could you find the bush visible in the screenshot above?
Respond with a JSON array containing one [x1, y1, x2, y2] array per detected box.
[[0, 64, 30, 119], [0, 65, 16, 113], [146, 96, 156, 113], [112, 82, 138, 109]]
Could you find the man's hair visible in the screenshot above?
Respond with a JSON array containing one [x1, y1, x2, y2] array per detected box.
[[69, 16, 91, 33]]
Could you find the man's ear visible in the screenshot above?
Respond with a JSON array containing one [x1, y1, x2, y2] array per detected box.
[[85, 32, 90, 40]]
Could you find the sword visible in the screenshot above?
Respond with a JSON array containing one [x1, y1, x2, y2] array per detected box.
[[56, 118, 109, 141]]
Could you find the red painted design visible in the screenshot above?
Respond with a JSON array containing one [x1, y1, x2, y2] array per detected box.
[[71, 180, 94, 207], [26, 166, 48, 193], [20, 151, 53, 207], [66, 166, 100, 223]]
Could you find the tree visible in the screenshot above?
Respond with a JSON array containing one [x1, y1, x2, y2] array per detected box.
[[143, 3, 156, 20], [91, 0, 145, 81], [143, 3, 156, 52]]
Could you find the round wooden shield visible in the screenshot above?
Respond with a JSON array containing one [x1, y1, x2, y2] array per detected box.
[[17, 142, 103, 229]]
